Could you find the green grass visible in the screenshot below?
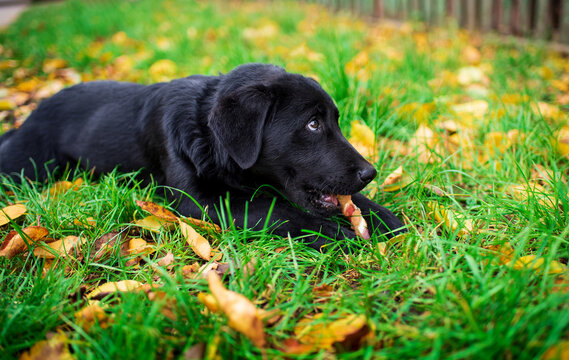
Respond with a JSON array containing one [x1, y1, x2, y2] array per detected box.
[[1, 0, 569, 359]]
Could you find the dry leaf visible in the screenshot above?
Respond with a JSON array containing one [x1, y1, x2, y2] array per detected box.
[[155, 251, 175, 267], [207, 271, 265, 347], [197, 292, 220, 313], [0, 226, 49, 259], [381, 166, 412, 192], [179, 219, 211, 260], [75, 301, 111, 331], [542, 340, 569, 360], [337, 195, 370, 239], [33, 236, 84, 259], [134, 215, 175, 232], [87, 280, 144, 299], [426, 201, 473, 237], [555, 126, 569, 158], [136, 200, 178, 222], [348, 121, 375, 159], [294, 313, 370, 351], [19, 332, 73, 360], [507, 255, 566, 275], [0, 203, 26, 226], [90, 231, 128, 261]]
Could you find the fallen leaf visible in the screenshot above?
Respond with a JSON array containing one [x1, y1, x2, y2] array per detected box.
[[555, 126, 569, 158], [75, 301, 111, 331], [197, 292, 220, 313], [128, 238, 154, 256], [0, 226, 49, 258], [426, 201, 473, 237], [207, 271, 265, 347], [149, 59, 177, 82], [155, 251, 175, 267], [507, 255, 566, 275], [483, 242, 515, 265], [42, 58, 67, 73], [73, 217, 96, 228], [179, 219, 211, 260], [33, 236, 84, 259], [136, 200, 178, 222], [0, 203, 26, 226], [134, 215, 175, 232], [91, 231, 127, 261], [348, 120, 375, 159], [294, 313, 370, 351], [542, 340, 569, 360], [87, 280, 144, 299], [19, 332, 73, 360], [381, 166, 413, 192]]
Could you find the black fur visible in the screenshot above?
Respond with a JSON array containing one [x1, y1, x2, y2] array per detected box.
[[0, 63, 405, 250]]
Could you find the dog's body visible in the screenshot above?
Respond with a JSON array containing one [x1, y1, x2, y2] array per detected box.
[[0, 64, 404, 249]]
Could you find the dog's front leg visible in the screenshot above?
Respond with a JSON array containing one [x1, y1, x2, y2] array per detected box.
[[351, 193, 406, 239], [175, 193, 356, 251]]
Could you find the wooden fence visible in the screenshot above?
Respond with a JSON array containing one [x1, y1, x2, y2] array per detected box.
[[308, 0, 569, 45]]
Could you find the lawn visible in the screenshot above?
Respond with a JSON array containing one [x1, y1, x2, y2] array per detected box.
[[1, 0, 569, 359]]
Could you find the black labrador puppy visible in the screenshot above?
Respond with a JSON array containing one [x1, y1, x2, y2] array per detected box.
[[0, 63, 404, 249]]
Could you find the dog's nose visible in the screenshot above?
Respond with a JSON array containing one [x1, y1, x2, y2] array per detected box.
[[358, 165, 377, 185]]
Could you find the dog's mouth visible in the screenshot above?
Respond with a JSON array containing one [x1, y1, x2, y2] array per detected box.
[[306, 189, 341, 210]]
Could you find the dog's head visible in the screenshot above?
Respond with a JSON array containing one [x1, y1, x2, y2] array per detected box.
[[209, 64, 376, 215]]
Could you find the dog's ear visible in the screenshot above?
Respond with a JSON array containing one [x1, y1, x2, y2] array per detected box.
[[208, 85, 272, 169]]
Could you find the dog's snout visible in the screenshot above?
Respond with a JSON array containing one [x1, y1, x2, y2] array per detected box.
[[358, 165, 377, 185]]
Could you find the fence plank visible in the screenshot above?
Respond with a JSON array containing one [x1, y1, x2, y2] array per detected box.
[[480, 0, 493, 31], [534, 0, 550, 39], [562, 0, 569, 44]]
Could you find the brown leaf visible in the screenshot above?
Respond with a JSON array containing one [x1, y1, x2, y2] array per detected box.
[[197, 261, 229, 279], [182, 216, 222, 233], [19, 332, 73, 360], [134, 215, 175, 232], [87, 280, 144, 299], [0, 226, 49, 259], [136, 200, 178, 222], [91, 231, 127, 261], [277, 338, 317, 355], [207, 271, 265, 347], [294, 313, 370, 351], [179, 219, 211, 260], [542, 340, 569, 360], [0, 203, 26, 226], [182, 343, 206, 360], [197, 292, 220, 313], [75, 301, 111, 331], [381, 166, 412, 192], [156, 251, 175, 267], [33, 236, 84, 259]]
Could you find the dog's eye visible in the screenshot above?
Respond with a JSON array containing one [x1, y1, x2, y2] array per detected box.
[[306, 119, 320, 132]]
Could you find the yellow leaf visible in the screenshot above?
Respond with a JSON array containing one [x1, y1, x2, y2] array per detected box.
[[451, 100, 488, 119], [507, 255, 566, 275], [409, 124, 439, 163], [75, 301, 111, 331], [348, 120, 375, 159], [380, 166, 412, 192], [197, 292, 220, 313], [345, 51, 369, 76], [134, 215, 174, 232], [207, 271, 265, 347], [128, 238, 154, 256], [461, 45, 481, 65], [87, 280, 144, 299], [556, 126, 569, 158], [19, 332, 73, 360], [0, 99, 15, 111], [457, 66, 487, 86], [484, 132, 511, 157], [0, 203, 26, 226], [533, 102, 566, 122], [542, 340, 569, 360], [179, 219, 211, 260], [149, 59, 177, 82], [33, 236, 84, 259], [42, 58, 67, 74], [136, 200, 178, 222], [0, 226, 49, 259], [426, 201, 473, 237], [294, 313, 370, 350]]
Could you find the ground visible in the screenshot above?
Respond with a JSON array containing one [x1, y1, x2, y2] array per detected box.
[[0, 0, 568, 359]]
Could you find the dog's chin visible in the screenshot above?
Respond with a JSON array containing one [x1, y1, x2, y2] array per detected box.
[[286, 188, 342, 217]]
